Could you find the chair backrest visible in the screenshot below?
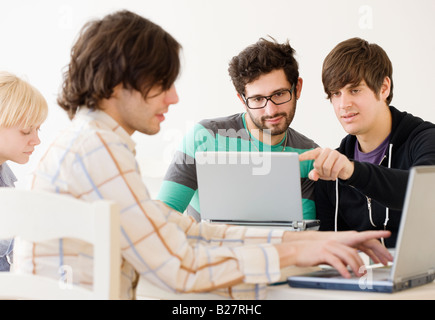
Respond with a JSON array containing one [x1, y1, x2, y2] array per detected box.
[[0, 188, 120, 300]]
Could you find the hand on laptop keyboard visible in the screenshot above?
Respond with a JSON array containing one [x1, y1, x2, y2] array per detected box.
[[276, 230, 393, 278]]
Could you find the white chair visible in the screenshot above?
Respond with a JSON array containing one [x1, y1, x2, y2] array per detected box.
[[0, 188, 121, 300]]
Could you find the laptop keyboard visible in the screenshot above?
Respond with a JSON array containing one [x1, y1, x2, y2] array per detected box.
[[315, 265, 392, 281]]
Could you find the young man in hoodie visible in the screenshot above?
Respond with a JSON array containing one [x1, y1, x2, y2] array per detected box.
[[299, 38, 435, 248]]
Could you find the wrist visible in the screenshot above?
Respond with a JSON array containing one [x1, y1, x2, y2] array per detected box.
[[340, 161, 354, 180], [274, 243, 297, 268]]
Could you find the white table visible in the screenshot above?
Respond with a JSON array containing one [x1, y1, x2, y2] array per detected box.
[[137, 265, 435, 300]]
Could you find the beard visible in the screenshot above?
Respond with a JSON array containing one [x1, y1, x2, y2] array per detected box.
[[246, 108, 296, 136]]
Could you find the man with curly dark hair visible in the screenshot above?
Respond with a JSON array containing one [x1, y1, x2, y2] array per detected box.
[[159, 38, 319, 222]]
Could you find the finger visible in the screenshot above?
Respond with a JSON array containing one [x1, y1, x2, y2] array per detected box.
[[331, 154, 348, 180], [308, 169, 320, 181], [357, 247, 381, 265], [358, 247, 389, 266], [321, 150, 351, 180], [376, 245, 394, 264], [322, 151, 341, 179], [330, 243, 365, 277], [299, 148, 322, 162], [312, 148, 330, 178], [359, 240, 394, 265], [347, 231, 394, 265], [323, 254, 352, 279], [346, 230, 392, 247], [320, 241, 365, 277]]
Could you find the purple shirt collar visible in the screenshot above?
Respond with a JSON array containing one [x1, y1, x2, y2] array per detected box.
[[354, 134, 391, 165]]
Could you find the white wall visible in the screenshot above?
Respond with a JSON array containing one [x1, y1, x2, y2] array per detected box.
[[1, 0, 435, 196]]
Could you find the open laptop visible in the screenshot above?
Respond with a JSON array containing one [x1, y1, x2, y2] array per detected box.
[[288, 165, 435, 293], [196, 151, 319, 230]]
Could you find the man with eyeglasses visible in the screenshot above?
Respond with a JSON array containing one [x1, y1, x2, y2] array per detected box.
[[158, 38, 318, 222]]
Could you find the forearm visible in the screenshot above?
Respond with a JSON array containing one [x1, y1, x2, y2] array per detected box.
[[164, 206, 285, 246], [120, 192, 283, 292], [281, 230, 325, 242]]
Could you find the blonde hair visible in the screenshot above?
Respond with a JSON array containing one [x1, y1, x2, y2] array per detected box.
[[0, 71, 48, 129]]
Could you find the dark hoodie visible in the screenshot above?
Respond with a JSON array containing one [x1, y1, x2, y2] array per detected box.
[[315, 106, 435, 247]]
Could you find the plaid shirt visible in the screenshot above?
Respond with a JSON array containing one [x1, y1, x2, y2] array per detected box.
[[14, 108, 285, 299]]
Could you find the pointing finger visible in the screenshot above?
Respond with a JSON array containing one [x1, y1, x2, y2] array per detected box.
[[308, 169, 320, 181], [299, 148, 322, 162]]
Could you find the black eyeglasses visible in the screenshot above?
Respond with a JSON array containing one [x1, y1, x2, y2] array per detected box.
[[242, 84, 296, 110]]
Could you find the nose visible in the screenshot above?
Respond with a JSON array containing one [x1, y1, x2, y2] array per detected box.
[[338, 92, 352, 109], [30, 131, 41, 146], [263, 98, 280, 115], [165, 84, 179, 105]]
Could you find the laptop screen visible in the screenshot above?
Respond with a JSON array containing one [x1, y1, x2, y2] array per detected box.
[[196, 152, 303, 223]]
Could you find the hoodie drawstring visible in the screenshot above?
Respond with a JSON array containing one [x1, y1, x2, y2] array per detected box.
[[380, 143, 393, 246], [334, 179, 339, 232], [383, 143, 393, 230]]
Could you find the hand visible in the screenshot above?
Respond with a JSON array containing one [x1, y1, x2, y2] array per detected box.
[[314, 230, 393, 266], [278, 230, 393, 278], [299, 147, 354, 181], [275, 240, 367, 278]]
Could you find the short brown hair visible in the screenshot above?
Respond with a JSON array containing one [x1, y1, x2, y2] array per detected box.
[[228, 37, 299, 96], [58, 10, 181, 119], [322, 37, 394, 105]]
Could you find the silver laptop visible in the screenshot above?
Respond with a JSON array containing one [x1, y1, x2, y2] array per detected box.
[[196, 151, 319, 230], [288, 166, 435, 293]]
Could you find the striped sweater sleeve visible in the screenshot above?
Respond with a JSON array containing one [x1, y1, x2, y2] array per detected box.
[[157, 122, 213, 213]]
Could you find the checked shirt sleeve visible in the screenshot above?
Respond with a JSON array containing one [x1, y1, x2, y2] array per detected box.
[[91, 132, 283, 295], [34, 125, 284, 298]]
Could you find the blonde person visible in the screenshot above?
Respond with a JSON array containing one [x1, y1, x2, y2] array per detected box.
[[0, 71, 48, 271], [14, 11, 392, 300]]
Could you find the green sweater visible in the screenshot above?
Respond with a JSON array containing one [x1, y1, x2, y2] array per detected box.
[[158, 113, 318, 221]]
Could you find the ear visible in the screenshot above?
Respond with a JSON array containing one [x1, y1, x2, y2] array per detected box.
[[111, 83, 125, 99], [380, 77, 391, 102], [295, 77, 303, 100], [237, 93, 248, 111]]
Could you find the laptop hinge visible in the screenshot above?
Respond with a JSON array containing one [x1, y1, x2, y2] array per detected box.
[[204, 219, 305, 230], [292, 221, 306, 231], [203, 219, 320, 231]]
